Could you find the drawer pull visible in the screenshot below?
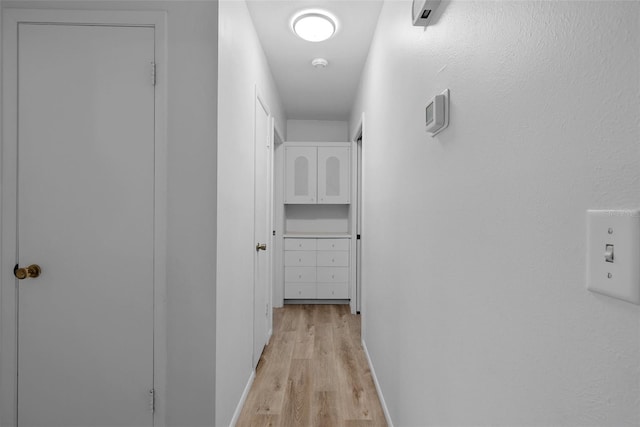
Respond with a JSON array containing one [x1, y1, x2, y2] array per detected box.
[[332, 258, 335, 263], [299, 258, 302, 262], [299, 275, 302, 278]]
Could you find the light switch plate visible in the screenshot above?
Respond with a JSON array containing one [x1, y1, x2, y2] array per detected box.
[[587, 209, 640, 304]]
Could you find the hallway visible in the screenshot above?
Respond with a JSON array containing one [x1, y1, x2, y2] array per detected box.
[[237, 305, 386, 426]]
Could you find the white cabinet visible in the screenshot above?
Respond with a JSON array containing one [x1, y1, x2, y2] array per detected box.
[[284, 146, 317, 204], [317, 146, 350, 204], [284, 144, 350, 204], [284, 238, 317, 251], [284, 237, 350, 300], [281, 142, 353, 304], [285, 284, 316, 299]]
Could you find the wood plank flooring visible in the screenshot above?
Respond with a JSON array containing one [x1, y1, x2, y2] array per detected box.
[[237, 304, 387, 427]]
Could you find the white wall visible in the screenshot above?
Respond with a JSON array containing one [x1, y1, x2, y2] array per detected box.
[[2, 2, 218, 426], [217, 1, 285, 425], [0, 3, 3, 424], [351, 1, 640, 425], [287, 119, 348, 142]]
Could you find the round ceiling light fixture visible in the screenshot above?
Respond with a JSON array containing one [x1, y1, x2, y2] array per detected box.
[[311, 58, 329, 68], [292, 10, 337, 42]]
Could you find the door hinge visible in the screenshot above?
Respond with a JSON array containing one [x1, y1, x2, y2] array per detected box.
[[150, 62, 156, 86], [357, 234, 361, 240], [149, 389, 155, 412]]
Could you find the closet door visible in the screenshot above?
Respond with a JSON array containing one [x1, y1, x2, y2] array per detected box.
[[317, 146, 350, 204], [15, 22, 155, 427], [284, 146, 317, 204]]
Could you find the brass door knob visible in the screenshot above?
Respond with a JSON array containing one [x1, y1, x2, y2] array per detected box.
[[256, 243, 267, 251], [14, 264, 41, 280]]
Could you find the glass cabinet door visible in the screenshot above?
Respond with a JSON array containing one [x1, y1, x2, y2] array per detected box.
[[317, 146, 350, 204], [284, 146, 317, 204]]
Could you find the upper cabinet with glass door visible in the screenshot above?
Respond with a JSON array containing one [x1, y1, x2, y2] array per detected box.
[[285, 146, 318, 204], [317, 146, 350, 204], [284, 144, 350, 204]]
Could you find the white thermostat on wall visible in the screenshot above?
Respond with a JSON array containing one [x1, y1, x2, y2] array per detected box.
[[425, 89, 449, 137]]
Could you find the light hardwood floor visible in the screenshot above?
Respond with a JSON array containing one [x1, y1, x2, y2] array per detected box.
[[236, 304, 387, 427]]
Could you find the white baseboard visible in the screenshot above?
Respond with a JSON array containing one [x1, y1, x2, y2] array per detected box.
[[362, 339, 394, 427], [229, 370, 255, 427]]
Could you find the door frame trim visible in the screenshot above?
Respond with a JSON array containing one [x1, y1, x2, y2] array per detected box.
[[0, 10, 168, 427], [350, 113, 365, 318], [271, 126, 284, 309]]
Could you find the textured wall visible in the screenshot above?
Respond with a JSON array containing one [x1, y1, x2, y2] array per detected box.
[[350, 1, 640, 425], [217, 0, 285, 425]]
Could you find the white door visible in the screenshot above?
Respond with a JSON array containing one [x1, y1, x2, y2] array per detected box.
[[318, 146, 350, 204], [16, 23, 155, 426], [253, 96, 271, 368], [284, 146, 317, 204]]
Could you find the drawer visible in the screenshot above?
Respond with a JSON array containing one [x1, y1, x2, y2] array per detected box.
[[317, 267, 349, 283], [284, 238, 317, 251], [284, 251, 316, 267], [285, 283, 317, 299], [317, 251, 349, 267], [316, 239, 349, 251], [317, 283, 349, 299], [285, 267, 316, 283]]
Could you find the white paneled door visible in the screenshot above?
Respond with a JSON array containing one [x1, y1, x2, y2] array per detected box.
[[253, 95, 271, 368], [16, 23, 155, 426]]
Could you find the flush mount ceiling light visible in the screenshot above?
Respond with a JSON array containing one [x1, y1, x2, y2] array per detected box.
[[311, 58, 328, 68], [292, 10, 337, 42]]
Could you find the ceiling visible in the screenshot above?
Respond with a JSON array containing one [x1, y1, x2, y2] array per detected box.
[[246, 0, 383, 121]]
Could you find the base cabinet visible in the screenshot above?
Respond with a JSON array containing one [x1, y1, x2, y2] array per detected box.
[[285, 283, 316, 299], [284, 237, 350, 300], [317, 283, 348, 299]]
